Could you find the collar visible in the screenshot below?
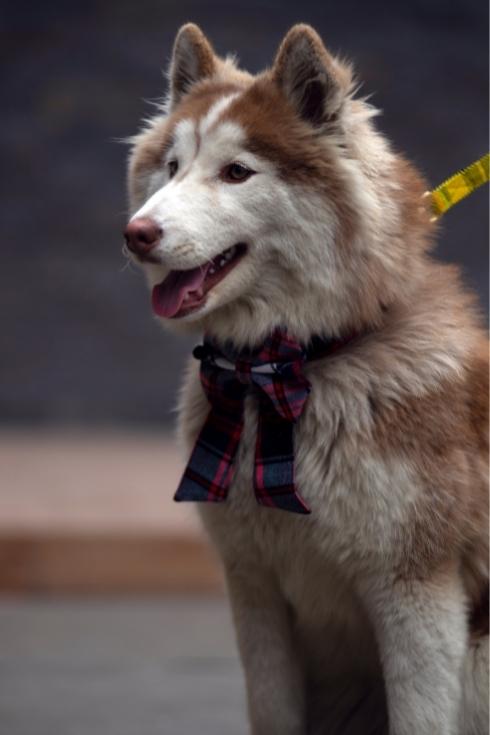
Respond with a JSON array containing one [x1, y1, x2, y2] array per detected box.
[[174, 327, 359, 515], [193, 327, 358, 370]]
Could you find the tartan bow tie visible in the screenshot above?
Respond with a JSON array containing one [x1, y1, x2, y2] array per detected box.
[[174, 328, 312, 514]]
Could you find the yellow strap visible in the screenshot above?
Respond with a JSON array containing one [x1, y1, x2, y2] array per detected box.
[[426, 153, 489, 220]]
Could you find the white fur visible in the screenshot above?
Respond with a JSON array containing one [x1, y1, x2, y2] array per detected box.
[[130, 99, 347, 336], [176, 328, 485, 735], [128, 30, 489, 734]]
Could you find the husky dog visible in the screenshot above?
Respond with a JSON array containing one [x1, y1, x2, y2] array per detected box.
[[125, 23, 489, 735]]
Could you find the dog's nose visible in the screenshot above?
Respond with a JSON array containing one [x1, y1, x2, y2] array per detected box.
[[124, 217, 162, 259]]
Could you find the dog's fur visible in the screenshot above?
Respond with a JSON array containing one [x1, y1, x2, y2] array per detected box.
[[126, 24, 489, 734]]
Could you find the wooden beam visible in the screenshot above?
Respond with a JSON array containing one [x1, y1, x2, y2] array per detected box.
[[0, 533, 223, 595]]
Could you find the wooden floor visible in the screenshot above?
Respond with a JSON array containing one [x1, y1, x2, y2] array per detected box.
[[0, 430, 223, 594]]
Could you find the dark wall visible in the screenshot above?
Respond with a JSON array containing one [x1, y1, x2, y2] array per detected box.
[[1, 0, 488, 427]]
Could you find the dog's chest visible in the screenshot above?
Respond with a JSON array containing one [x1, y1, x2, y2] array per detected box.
[[190, 368, 418, 576]]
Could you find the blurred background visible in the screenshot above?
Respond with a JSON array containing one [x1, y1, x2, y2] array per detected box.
[[0, 1, 488, 733]]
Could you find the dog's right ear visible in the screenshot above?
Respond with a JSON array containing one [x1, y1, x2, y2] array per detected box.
[[168, 24, 217, 109]]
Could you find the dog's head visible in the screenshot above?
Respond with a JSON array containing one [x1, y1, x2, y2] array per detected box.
[[126, 24, 433, 346]]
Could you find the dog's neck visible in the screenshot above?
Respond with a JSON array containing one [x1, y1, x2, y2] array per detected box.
[[200, 280, 387, 350]]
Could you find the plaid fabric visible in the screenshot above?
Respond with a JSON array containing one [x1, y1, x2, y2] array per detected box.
[[174, 329, 313, 514]]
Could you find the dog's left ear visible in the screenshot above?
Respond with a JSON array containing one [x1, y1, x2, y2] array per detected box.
[[272, 24, 351, 127], [168, 24, 217, 109]]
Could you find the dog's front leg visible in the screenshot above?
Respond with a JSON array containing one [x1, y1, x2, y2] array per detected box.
[[225, 565, 305, 735], [363, 566, 467, 735]]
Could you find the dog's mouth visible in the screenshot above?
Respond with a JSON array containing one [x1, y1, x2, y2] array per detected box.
[[151, 243, 247, 319]]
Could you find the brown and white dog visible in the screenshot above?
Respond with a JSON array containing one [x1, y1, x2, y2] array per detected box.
[[125, 23, 489, 735]]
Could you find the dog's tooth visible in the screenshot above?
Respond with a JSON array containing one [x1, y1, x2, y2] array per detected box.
[[219, 258, 226, 267], [209, 267, 216, 275]]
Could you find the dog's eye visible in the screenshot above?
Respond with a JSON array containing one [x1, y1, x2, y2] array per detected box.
[[168, 160, 178, 179], [221, 162, 255, 183]]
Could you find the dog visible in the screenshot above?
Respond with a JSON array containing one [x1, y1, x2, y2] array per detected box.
[[125, 23, 489, 735]]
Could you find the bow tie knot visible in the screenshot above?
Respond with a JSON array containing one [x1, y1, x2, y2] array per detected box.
[[235, 359, 256, 385]]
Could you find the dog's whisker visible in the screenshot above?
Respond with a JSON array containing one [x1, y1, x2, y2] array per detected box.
[[119, 259, 134, 273]]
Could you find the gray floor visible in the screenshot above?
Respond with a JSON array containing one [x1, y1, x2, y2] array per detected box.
[[0, 598, 247, 735]]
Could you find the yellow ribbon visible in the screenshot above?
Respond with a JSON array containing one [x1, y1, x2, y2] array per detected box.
[[425, 153, 489, 220]]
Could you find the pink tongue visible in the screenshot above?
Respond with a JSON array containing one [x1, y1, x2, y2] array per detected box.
[[151, 265, 209, 318]]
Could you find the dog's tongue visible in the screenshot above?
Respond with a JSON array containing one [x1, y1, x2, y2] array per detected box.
[[151, 265, 209, 318]]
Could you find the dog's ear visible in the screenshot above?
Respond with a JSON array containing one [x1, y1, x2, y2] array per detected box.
[[168, 24, 217, 109], [272, 24, 351, 127]]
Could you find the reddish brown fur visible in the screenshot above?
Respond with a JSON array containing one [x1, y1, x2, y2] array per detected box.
[[387, 155, 437, 252], [128, 28, 489, 647], [368, 325, 488, 632], [223, 76, 359, 251], [129, 81, 246, 204], [170, 23, 217, 107], [273, 24, 352, 100]]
